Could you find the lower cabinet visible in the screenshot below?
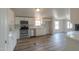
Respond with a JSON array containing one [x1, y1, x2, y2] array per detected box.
[[29, 28, 36, 37], [29, 27, 49, 37], [5, 32, 17, 51]]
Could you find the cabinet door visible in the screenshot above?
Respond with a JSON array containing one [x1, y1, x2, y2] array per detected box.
[[0, 9, 5, 50], [29, 18, 35, 28], [0, 9, 9, 50], [7, 9, 16, 51]]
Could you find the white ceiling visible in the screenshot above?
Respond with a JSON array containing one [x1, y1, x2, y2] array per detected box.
[[12, 8, 53, 17], [12, 8, 70, 18]]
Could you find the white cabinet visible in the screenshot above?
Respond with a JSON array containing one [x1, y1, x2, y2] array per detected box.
[[7, 9, 17, 51], [29, 29, 35, 36], [0, 9, 5, 50], [15, 17, 20, 39], [29, 18, 35, 28], [35, 21, 50, 36], [15, 17, 51, 37], [36, 27, 47, 36], [0, 8, 16, 51], [0, 9, 9, 50]]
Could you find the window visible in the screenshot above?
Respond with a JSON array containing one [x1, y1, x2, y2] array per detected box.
[[35, 20, 41, 26], [55, 21, 59, 30], [67, 21, 73, 29], [35, 16, 42, 26], [70, 22, 73, 29]]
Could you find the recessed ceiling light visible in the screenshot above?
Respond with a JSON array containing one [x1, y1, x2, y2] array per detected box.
[[36, 8, 40, 12]]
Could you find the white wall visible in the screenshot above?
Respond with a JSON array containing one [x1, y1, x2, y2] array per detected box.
[[70, 8, 79, 24], [0, 8, 17, 51], [70, 9, 79, 30]]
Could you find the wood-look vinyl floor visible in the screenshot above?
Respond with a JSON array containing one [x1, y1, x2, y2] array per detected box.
[[14, 33, 79, 51]]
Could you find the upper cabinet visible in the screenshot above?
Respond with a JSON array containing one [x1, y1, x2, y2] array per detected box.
[[15, 17, 52, 28], [7, 9, 15, 31]]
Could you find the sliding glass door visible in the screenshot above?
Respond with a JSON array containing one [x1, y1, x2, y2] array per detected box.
[[53, 20, 73, 33]]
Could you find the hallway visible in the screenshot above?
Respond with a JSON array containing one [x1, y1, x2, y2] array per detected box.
[[15, 33, 79, 51]]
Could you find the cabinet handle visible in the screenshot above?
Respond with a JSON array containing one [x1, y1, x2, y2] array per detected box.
[[5, 41, 7, 43]]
